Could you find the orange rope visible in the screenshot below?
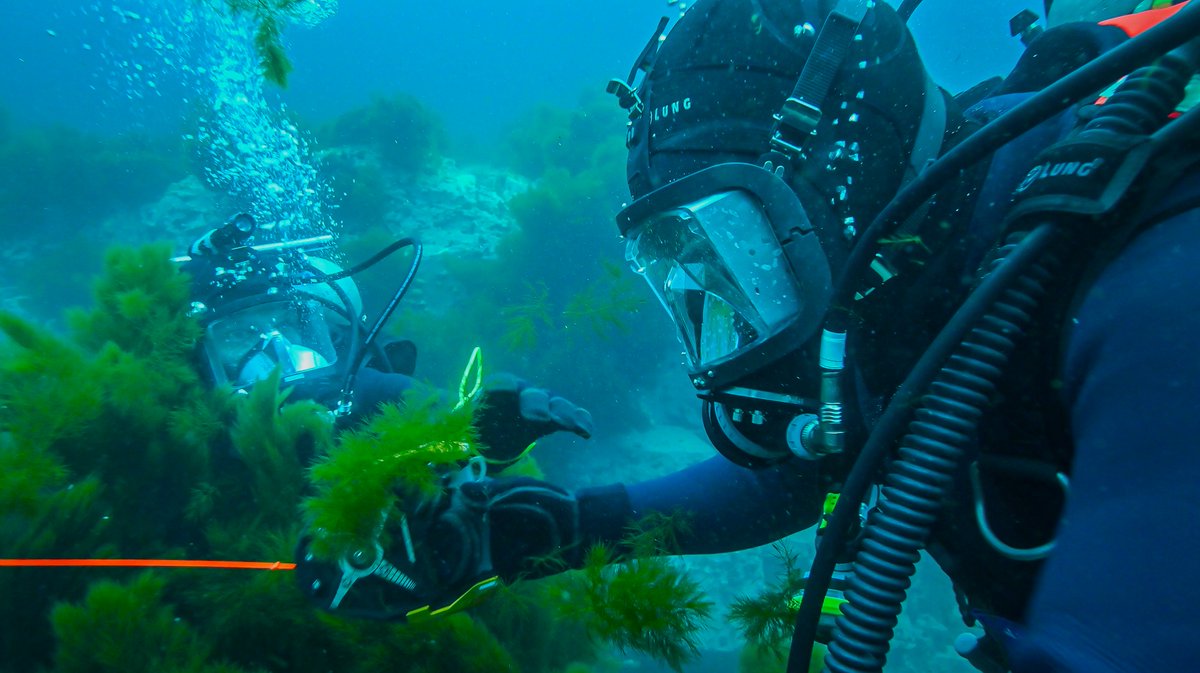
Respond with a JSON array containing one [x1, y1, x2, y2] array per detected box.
[[0, 558, 296, 570]]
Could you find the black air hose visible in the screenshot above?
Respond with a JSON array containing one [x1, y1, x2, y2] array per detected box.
[[821, 238, 1056, 673], [339, 240, 422, 410]]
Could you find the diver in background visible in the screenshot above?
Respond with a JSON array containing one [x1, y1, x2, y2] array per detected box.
[[297, 0, 1200, 671], [178, 212, 595, 465]]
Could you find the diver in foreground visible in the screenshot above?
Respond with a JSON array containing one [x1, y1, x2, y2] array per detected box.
[[297, 0, 1200, 670]]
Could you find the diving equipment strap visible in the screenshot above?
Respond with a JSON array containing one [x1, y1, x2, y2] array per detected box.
[[765, 0, 870, 167]]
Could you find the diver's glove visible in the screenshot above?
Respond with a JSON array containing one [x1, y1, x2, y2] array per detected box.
[[295, 472, 587, 622], [457, 476, 583, 580], [474, 374, 594, 468]]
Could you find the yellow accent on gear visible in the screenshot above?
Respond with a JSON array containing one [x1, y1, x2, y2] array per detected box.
[[405, 576, 501, 622], [455, 346, 484, 411], [818, 492, 840, 531]]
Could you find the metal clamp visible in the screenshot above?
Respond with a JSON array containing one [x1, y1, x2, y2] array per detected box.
[[769, 96, 823, 157], [329, 538, 418, 610]]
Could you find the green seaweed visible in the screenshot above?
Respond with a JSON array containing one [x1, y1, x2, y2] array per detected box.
[[303, 391, 478, 560], [317, 93, 447, 174], [501, 281, 554, 352], [51, 572, 258, 673], [737, 639, 789, 673], [0, 312, 102, 456], [0, 118, 187, 247], [0, 432, 67, 515], [328, 614, 520, 673], [0, 472, 112, 672], [475, 578, 599, 673], [228, 370, 334, 528], [729, 543, 808, 653], [69, 243, 199, 359], [217, 0, 318, 87], [0, 245, 226, 670], [523, 513, 711, 672], [562, 262, 646, 338], [254, 15, 294, 88], [553, 546, 714, 672], [175, 530, 347, 673], [499, 94, 625, 179]]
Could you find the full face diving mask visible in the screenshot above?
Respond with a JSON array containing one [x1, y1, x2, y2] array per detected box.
[[617, 163, 834, 391], [204, 298, 338, 389]]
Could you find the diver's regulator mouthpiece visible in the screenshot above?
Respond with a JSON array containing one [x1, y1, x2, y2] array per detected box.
[[703, 329, 848, 467]]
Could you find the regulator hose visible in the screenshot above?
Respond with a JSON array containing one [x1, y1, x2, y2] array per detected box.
[[1085, 40, 1199, 136], [340, 239, 423, 407], [821, 233, 1057, 672]]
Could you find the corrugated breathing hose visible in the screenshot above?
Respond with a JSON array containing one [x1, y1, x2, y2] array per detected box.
[[822, 236, 1056, 672]]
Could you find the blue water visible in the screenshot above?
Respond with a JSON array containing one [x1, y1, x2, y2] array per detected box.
[[6, 0, 1033, 139], [0, 3, 1045, 671], [3, 0, 1037, 240]]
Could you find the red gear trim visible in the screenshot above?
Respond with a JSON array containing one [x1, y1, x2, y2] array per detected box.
[[1098, 1, 1188, 37]]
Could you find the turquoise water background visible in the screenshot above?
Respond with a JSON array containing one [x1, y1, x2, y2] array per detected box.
[[0, 2, 1053, 672], [8, 0, 1034, 141]]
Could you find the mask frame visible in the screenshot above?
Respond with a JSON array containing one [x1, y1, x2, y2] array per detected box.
[[618, 162, 833, 390]]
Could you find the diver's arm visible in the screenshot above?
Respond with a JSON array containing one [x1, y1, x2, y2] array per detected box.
[[1007, 206, 1200, 671], [579, 455, 823, 555]]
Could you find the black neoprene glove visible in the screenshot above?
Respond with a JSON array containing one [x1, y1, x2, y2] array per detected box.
[[454, 477, 581, 581], [473, 374, 594, 467], [439, 477, 632, 582], [296, 474, 632, 621]]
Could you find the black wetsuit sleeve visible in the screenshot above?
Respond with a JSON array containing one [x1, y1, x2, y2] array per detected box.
[[576, 455, 822, 555], [1008, 206, 1200, 672], [347, 367, 419, 416]]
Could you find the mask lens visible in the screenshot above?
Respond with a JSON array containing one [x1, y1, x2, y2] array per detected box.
[[627, 190, 803, 369], [206, 299, 338, 386]]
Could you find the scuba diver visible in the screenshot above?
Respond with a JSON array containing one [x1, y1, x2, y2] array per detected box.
[[177, 212, 594, 464], [296, 0, 1200, 671]]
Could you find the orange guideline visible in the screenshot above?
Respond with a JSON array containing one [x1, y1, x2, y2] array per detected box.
[[0, 558, 296, 570]]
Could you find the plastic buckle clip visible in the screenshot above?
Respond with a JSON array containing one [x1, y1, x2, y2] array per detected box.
[[606, 78, 644, 120], [770, 96, 822, 157]]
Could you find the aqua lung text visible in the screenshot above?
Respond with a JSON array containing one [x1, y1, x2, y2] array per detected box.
[[1015, 158, 1105, 192]]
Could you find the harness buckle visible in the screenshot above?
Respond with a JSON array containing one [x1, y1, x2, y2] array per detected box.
[[769, 97, 822, 158], [606, 78, 644, 120]]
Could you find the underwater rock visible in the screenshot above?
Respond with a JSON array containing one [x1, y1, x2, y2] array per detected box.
[[322, 147, 529, 258], [122, 175, 227, 243], [384, 157, 529, 258]]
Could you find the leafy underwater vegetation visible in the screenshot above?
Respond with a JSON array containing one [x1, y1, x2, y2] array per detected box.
[[215, 0, 332, 87], [728, 544, 809, 672], [303, 392, 477, 561], [0, 113, 188, 237], [317, 93, 448, 175]]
